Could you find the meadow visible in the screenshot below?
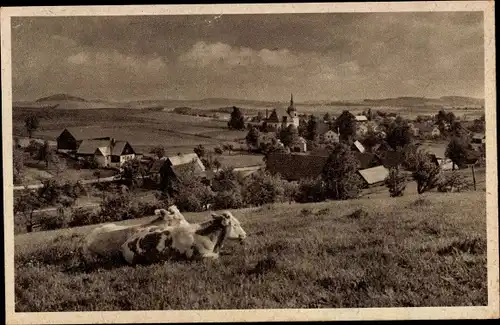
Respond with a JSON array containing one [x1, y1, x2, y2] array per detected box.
[[14, 191, 487, 311]]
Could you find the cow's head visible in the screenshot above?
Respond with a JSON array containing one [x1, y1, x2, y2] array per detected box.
[[211, 211, 247, 242]]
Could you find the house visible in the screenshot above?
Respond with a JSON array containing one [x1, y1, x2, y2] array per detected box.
[[290, 137, 307, 152], [431, 126, 441, 137], [358, 165, 390, 188], [414, 123, 441, 138], [322, 130, 339, 144], [56, 127, 110, 152], [76, 138, 136, 168], [263, 94, 300, 130], [407, 123, 420, 136], [355, 115, 368, 122], [471, 133, 485, 145], [266, 152, 329, 182], [150, 153, 205, 175]]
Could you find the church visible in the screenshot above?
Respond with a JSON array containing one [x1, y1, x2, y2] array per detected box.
[[263, 94, 300, 130]]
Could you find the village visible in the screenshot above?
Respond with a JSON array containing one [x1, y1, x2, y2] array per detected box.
[[12, 92, 486, 234]]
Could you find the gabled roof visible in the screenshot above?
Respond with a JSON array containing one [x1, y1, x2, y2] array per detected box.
[[149, 154, 205, 174], [169, 153, 204, 169], [266, 152, 328, 181], [111, 141, 134, 156], [76, 139, 111, 155], [266, 109, 281, 123], [358, 165, 389, 185], [59, 127, 110, 141], [355, 152, 381, 170], [149, 157, 168, 173], [379, 150, 404, 168]]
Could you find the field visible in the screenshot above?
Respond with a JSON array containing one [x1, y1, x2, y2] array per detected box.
[[14, 191, 487, 311]]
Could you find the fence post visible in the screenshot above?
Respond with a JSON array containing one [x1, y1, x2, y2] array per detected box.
[[471, 164, 477, 191]]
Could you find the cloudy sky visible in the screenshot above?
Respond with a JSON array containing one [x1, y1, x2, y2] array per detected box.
[[11, 12, 484, 102]]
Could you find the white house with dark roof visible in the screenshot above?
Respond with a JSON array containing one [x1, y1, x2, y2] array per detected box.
[[76, 138, 136, 168]]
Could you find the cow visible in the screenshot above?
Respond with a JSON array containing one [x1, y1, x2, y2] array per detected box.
[[121, 210, 247, 265], [81, 205, 188, 263]]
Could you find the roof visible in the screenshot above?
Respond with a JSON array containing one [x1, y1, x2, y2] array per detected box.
[[149, 153, 205, 175], [266, 109, 281, 123], [59, 127, 110, 141], [358, 165, 389, 185], [76, 139, 111, 155], [472, 133, 485, 139], [355, 152, 381, 169], [355, 115, 368, 122], [149, 157, 168, 173], [352, 140, 365, 153], [111, 141, 133, 156], [266, 152, 329, 181], [379, 150, 404, 168]]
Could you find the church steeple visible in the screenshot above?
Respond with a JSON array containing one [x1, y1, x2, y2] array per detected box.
[[287, 93, 296, 116]]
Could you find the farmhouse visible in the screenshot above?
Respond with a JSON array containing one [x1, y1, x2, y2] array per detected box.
[[150, 153, 206, 177], [322, 130, 339, 144], [471, 133, 485, 144], [266, 152, 328, 182], [76, 138, 136, 168], [358, 165, 390, 188], [56, 127, 110, 152]]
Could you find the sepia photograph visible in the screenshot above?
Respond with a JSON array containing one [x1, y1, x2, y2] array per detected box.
[[1, 2, 498, 323]]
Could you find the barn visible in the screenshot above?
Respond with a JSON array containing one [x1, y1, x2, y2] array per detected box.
[[265, 152, 329, 182], [56, 127, 110, 152]]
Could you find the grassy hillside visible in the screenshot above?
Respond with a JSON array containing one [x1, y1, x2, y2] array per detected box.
[[14, 191, 487, 311]]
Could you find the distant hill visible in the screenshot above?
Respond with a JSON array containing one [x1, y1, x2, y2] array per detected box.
[[36, 94, 87, 102]]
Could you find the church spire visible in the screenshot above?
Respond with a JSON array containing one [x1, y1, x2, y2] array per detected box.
[[287, 93, 296, 115], [290, 93, 294, 106]]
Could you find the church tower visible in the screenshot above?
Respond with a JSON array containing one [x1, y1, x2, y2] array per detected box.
[[287, 93, 297, 118], [287, 93, 300, 127]]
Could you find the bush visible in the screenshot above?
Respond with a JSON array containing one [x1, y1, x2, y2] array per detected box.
[[322, 143, 362, 200], [212, 190, 245, 210], [295, 177, 327, 203], [385, 166, 407, 197], [68, 208, 103, 227], [437, 171, 471, 193], [38, 209, 70, 231], [242, 170, 289, 206], [413, 154, 443, 194], [99, 192, 136, 222]]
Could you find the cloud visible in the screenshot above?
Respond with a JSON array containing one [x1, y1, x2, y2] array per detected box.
[[178, 41, 301, 69]]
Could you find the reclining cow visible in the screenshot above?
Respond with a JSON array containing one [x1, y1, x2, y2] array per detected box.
[[121, 211, 247, 265], [81, 205, 188, 263]]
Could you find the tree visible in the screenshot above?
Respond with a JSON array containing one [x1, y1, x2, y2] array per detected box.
[[385, 166, 407, 197], [13, 146, 25, 185], [24, 113, 39, 138], [228, 106, 245, 130], [413, 154, 442, 194], [386, 119, 413, 150], [333, 110, 356, 142], [322, 142, 362, 200], [150, 146, 165, 159], [361, 131, 381, 152], [213, 158, 222, 171], [169, 165, 215, 212], [245, 126, 260, 151], [51, 154, 67, 177], [35, 140, 53, 168], [435, 109, 456, 135], [279, 124, 300, 147], [211, 167, 245, 209], [323, 113, 331, 123], [119, 158, 147, 189], [305, 115, 318, 141], [14, 190, 42, 232], [193, 144, 206, 158], [445, 136, 470, 170]]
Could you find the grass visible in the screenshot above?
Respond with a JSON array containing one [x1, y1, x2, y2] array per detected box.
[[14, 191, 487, 311]]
